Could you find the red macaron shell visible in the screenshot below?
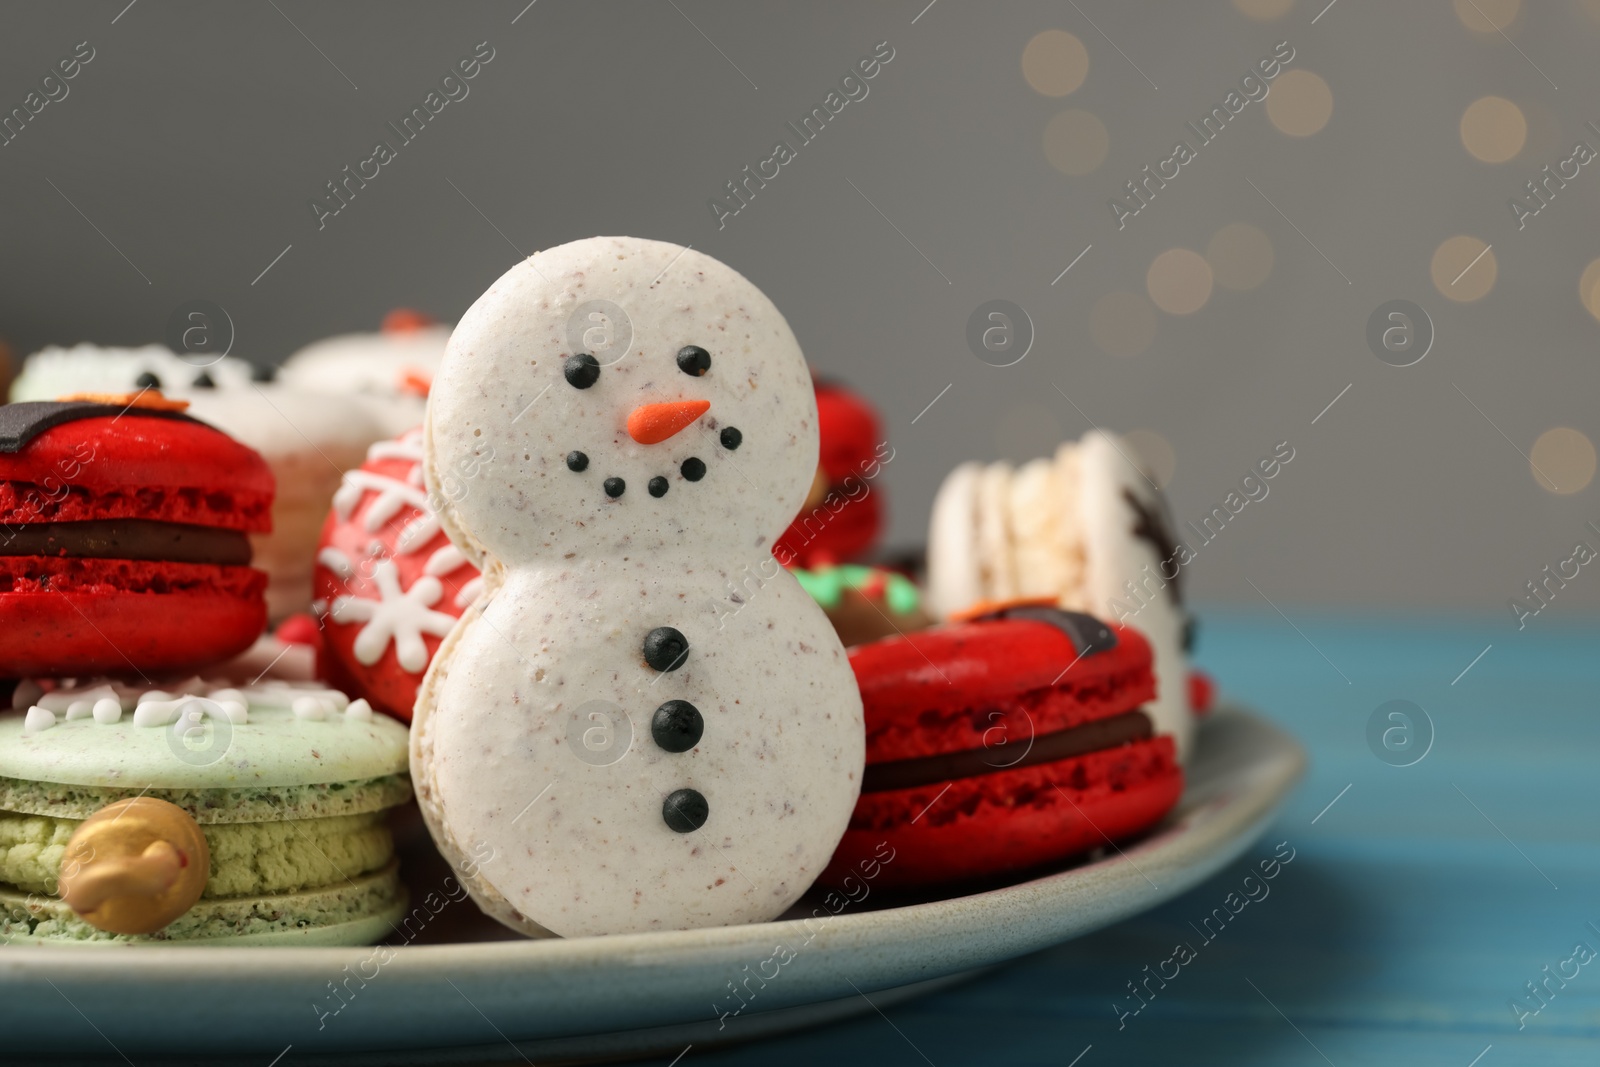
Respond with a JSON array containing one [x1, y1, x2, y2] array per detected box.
[[775, 380, 886, 567], [775, 486, 882, 567], [0, 557, 266, 676], [814, 381, 881, 481], [823, 734, 1181, 890], [313, 430, 477, 721], [849, 621, 1156, 761], [0, 414, 273, 531]]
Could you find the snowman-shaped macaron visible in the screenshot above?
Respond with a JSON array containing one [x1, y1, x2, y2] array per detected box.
[[413, 237, 866, 938]]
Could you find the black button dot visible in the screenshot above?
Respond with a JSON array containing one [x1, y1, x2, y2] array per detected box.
[[567, 451, 589, 472], [648, 476, 669, 498], [134, 371, 162, 389], [191, 372, 216, 389], [642, 626, 689, 672], [564, 353, 601, 389], [651, 700, 703, 752], [662, 788, 709, 833], [604, 477, 625, 498], [681, 457, 706, 482], [720, 426, 742, 451], [676, 345, 711, 376]]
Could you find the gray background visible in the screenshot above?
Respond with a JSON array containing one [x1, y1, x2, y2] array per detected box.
[[2, 0, 1597, 621]]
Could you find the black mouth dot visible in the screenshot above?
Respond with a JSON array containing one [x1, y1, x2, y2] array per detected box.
[[681, 457, 706, 482], [604, 477, 626, 498], [676, 345, 711, 376], [567, 451, 589, 472], [648, 476, 669, 498], [719, 426, 742, 451], [564, 353, 601, 389]]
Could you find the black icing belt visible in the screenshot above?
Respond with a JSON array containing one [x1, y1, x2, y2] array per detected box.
[[861, 710, 1153, 794], [0, 520, 253, 566]]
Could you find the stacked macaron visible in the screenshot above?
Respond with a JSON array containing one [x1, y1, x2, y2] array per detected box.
[[927, 430, 1196, 760], [0, 678, 409, 945], [0, 397, 272, 677], [0, 394, 412, 946], [8, 343, 397, 621], [825, 606, 1183, 890]]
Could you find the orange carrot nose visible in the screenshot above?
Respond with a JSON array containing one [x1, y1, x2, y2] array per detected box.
[[382, 307, 435, 334], [627, 399, 711, 444]]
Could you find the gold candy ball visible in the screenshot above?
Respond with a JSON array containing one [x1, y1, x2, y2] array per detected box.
[[56, 797, 210, 936]]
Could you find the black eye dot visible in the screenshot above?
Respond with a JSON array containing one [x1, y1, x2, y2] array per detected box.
[[648, 476, 669, 498], [719, 427, 742, 451], [681, 457, 706, 482], [564, 353, 601, 389], [567, 451, 589, 472], [676, 345, 711, 376], [604, 477, 626, 498], [191, 372, 216, 389], [134, 371, 162, 389], [252, 362, 277, 382]]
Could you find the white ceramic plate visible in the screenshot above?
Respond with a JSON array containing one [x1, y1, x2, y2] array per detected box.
[[1, 707, 1303, 1065]]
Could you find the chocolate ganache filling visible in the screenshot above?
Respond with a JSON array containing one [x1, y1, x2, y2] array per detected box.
[[0, 520, 252, 566], [860, 709, 1153, 794]]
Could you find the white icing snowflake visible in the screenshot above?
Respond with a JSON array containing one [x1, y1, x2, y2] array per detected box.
[[330, 430, 449, 558], [330, 559, 457, 672]]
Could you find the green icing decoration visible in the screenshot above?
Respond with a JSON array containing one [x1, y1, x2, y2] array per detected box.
[[789, 565, 921, 614]]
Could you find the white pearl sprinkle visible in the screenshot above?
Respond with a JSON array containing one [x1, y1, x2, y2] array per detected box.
[[23, 706, 57, 734], [92, 698, 123, 724], [292, 696, 326, 721], [344, 698, 374, 722]]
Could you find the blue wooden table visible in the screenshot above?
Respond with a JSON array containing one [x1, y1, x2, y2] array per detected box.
[[635, 611, 1600, 1066]]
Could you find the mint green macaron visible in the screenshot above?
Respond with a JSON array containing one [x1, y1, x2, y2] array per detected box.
[[0, 678, 411, 946]]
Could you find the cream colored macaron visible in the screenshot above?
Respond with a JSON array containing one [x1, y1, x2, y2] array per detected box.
[[926, 430, 1195, 760]]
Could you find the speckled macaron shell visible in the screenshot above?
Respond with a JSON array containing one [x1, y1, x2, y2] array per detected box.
[[0, 680, 408, 792], [425, 237, 818, 565], [415, 237, 865, 938]]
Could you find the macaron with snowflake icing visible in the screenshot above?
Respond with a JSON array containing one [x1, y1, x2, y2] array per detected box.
[[0, 676, 411, 945], [312, 427, 482, 721]]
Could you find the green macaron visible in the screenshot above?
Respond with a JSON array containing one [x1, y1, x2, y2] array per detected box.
[[0, 678, 411, 946]]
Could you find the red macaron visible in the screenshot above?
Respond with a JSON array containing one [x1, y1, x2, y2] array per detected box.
[[0, 397, 273, 678], [775, 378, 885, 567], [823, 606, 1183, 891], [313, 428, 480, 721]]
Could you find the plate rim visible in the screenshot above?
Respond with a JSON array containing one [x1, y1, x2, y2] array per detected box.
[[1, 706, 1306, 1055]]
